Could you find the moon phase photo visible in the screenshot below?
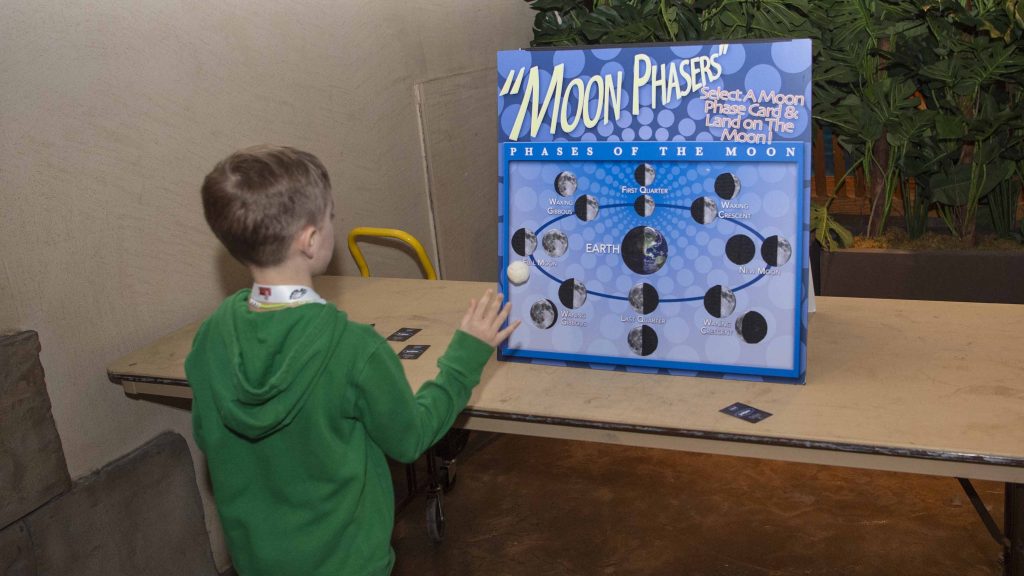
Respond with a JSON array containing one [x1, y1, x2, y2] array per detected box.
[[541, 229, 569, 258], [627, 325, 659, 356], [628, 282, 660, 315], [690, 197, 718, 225], [714, 172, 742, 200], [760, 235, 793, 267], [621, 226, 668, 275], [530, 299, 558, 329], [725, 234, 756, 265], [735, 311, 768, 344], [633, 194, 655, 217], [554, 171, 577, 197], [703, 285, 737, 318], [574, 195, 599, 222], [633, 163, 656, 186], [558, 278, 587, 309], [511, 228, 537, 257]]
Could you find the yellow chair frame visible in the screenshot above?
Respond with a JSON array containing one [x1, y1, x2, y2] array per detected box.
[[346, 227, 437, 280]]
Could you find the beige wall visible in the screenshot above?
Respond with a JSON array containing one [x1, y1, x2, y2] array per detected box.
[[0, 0, 532, 569]]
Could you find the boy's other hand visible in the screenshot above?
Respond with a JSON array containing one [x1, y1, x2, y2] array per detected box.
[[460, 289, 520, 347]]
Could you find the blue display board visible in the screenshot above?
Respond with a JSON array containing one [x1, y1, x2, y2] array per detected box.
[[497, 40, 811, 384]]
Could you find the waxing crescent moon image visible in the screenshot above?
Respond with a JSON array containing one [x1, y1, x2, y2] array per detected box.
[[633, 194, 655, 217], [621, 226, 668, 275], [574, 195, 599, 222], [761, 235, 793, 267], [554, 171, 577, 197], [735, 311, 768, 344], [725, 234, 756, 265], [703, 285, 737, 318], [541, 229, 569, 258], [715, 172, 742, 200], [690, 197, 718, 225], [628, 282, 659, 315], [633, 163, 656, 186], [558, 278, 587, 309], [627, 325, 659, 356], [511, 228, 537, 257], [530, 298, 558, 329]]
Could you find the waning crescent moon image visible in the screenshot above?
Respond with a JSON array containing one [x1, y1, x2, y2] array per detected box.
[[575, 195, 600, 222], [760, 235, 793, 267], [628, 282, 660, 315], [634, 163, 656, 186], [633, 194, 655, 217], [715, 172, 742, 200], [627, 325, 659, 356], [530, 299, 558, 329], [541, 229, 569, 258], [511, 228, 537, 257], [554, 171, 577, 197], [558, 278, 587, 309], [726, 234, 756, 265], [703, 285, 737, 318], [690, 197, 718, 225], [735, 310, 768, 344]]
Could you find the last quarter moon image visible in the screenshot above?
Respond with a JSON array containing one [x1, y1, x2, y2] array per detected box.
[[634, 163, 656, 186], [554, 171, 577, 197], [575, 195, 599, 222], [633, 194, 655, 217], [725, 234, 756, 265], [621, 226, 668, 275], [627, 325, 659, 356], [703, 285, 737, 318], [511, 228, 537, 257], [690, 197, 718, 225], [541, 229, 569, 258], [628, 282, 660, 315], [558, 278, 588, 309], [530, 299, 558, 329], [761, 235, 793, 267], [715, 172, 742, 200], [735, 311, 768, 344]]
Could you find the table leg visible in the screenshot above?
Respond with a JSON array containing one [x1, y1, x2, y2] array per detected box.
[[1008, 482, 1023, 576]]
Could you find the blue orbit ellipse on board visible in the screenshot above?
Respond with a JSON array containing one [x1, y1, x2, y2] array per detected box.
[[497, 40, 811, 384]]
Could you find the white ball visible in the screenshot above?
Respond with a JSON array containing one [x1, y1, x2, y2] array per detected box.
[[507, 260, 530, 285]]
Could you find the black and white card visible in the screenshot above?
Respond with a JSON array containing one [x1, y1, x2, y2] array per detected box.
[[720, 402, 772, 423], [387, 327, 422, 342], [398, 345, 430, 360]]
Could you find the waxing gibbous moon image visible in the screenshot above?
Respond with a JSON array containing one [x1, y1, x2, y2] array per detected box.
[[506, 260, 530, 285], [715, 172, 742, 200], [761, 235, 793, 267], [511, 228, 537, 257], [621, 226, 668, 275], [634, 163, 656, 186], [575, 195, 599, 222], [703, 285, 737, 318], [735, 310, 768, 344], [530, 298, 558, 329], [554, 171, 578, 197], [558, 278, 587, 309], [633, 194, 655, 217], [690, 197, 718, 225], [628, 282, 660, 315], [725, 234, 756, 265], [541, 229, 569, 258], [627, 325, 659, 356]]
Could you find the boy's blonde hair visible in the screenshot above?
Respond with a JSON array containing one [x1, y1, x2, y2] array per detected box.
[[201, 145, 332, 267]]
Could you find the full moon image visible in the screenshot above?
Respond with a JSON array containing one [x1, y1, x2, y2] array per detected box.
[[511, 228, 537, 257], [575, 195, 599, 222], [621, 226, 668, 275], [703, 285, 737, 318], [627, 325, 659, 356], [715, 172, 742, 200], [690, 197, 718, 225], [633, 194, 655, 217], [558, 278, 587, 309], [725, 234, 756, 265], [541, 229, 569, 258], [634, 163, 656, 186], [628, 282, 660, 315], [761, 235, 793, 267], [530, 299, 558, 329], [554, 171, 577, 197], [506, 260, 530, 285], [735, 311, 768, 344]]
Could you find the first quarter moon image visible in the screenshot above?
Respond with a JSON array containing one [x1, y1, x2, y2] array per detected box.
[[530, 299, 558, 329], [634, 194, 655, 217], [627, 325, 659, 356], [634, 163, 656, 186], [621, 226, 668, 275]]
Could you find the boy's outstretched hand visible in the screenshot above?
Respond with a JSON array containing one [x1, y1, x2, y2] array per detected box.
[[460, 289, 520, 347]]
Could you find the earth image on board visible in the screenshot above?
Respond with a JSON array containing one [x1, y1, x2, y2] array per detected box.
[[622, 226, 668, 275]]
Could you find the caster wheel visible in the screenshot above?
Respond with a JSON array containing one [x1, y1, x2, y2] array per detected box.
[[440, 458, 457, 493], [426, 494, 446, 543]]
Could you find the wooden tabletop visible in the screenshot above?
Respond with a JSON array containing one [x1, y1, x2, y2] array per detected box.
[[107, 276, 1024, 483]]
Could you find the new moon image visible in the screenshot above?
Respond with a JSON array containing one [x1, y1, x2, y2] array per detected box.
[[541, 229, 569, 258], [703, 285, 737, 318], [714, 172, 742, 200], [627, 325, 659, 356], [725, 234, 755, 265], [633, 194, 655, 217], [628, 282, 660, 315], [690, 197, 718, 225], [633, 163, 656, 186], [574, 195, 599, 222], [558, 278, 587, 309], [530, 299, 558, 329], [760, 235, 793, 267], [554, 171, 577, 197], [735, 310, 768, 344], [511, 228, 537, 257], [621, 226, 668, 275]]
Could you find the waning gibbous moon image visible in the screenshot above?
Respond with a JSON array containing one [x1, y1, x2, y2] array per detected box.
[[574, 195, 600, 222], [621, 226, 668, 275], [703, 285, 737, 318], [541, 229, 569, 258], [634, 163, 656, 186], [558, 278, 588, 309], [530, 299, 558, 329], [725, 234, 756, 265], [554, 171, 578, 197], [760, 235, 793, 267], [628, 282, 660, 315], [627, 325, 659, 356], [506, 260, 530, 285], [690, 197, 718, 225], [633, 194, 655, 217], [511, 228, 537, 257], [735, 310, 769, 344], [715, 172, 742, 200]]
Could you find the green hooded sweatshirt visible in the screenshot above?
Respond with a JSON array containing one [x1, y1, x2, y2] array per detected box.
[[185, 290, 493, 576]]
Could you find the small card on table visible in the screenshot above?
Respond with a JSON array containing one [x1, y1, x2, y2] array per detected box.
[[720, 402, 772, 424], [398, 345, 430, 360], [388, 327, 422, 342]]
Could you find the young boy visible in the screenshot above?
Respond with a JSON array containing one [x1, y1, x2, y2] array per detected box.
[[186, 145, 519, 576]]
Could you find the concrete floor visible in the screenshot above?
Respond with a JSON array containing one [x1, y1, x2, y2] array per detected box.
[[392, 433, 1005, 576]]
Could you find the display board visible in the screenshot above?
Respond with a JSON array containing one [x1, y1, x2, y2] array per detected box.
[[496, 40, 811, 384]]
